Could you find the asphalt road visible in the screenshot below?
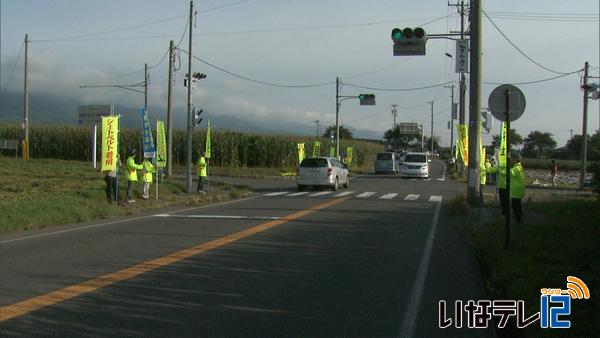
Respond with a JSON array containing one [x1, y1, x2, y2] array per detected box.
[[0, 160, 493, 337]]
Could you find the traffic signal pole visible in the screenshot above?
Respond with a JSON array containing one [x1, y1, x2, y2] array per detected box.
[[580, 61, 589, 188], [335, 77, 340, 159], [167, 40, 174, 177], [186, 0, 194, 193], [467, 0, 482, 205]]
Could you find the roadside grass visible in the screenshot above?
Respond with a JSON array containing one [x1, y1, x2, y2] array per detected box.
[[458, 196, 599, 337], [522, 158, 586, 171], [0, 156, 250, 234]]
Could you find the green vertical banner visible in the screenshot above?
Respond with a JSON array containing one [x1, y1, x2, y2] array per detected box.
[[329, 147, 335, 158], [205, 120, 211, 159], [297, 143, 305, 164], [346, 147, 353, 166], [499, 122, 507, 168], [312, 141, 321, 157], [156, 120, 167, 167]]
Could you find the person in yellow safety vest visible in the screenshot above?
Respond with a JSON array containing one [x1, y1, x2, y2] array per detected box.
[[510, 158, 525, 223], [486, 162, 508, 217], [484, 158, 492, 184], [196, 151, 207, 193], [141, 159, 156, 200], [126, 148, 144, 203]]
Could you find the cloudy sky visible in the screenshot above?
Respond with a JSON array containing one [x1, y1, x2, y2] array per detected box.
[[1, 0, 599, 147]]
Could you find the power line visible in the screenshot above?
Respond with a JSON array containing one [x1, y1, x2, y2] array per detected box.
[[198, 13, 456, 37], [482, 9, 580, 75], [31, 15, 188, 43], [0, 41, 25, 100], [180, 50, 334, 88], [343, 81, 453, 92], [197, 0, 251, 13], [483, 71, 580, 86]]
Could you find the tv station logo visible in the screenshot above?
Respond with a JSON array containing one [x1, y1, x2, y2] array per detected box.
[[439, 276, 590, 329]]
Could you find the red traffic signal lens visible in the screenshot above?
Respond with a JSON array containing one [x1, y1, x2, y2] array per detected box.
[[403, 28, 413, 39], [414, 27, 425, 39]]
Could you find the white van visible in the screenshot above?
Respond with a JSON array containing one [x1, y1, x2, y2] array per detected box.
[[400, 152, 429, 178]]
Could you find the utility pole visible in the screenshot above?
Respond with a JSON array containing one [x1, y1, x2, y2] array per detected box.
[[420, 124, 424, 151], [315, 120, 320, 138], [444, 84, 455, 156], [570, 128, 573, 141], [335, 77, 340, 158], [166, 40, 174, 177], [144, 63, 148, 109], [467, 0, 482, 204], [580, 61, 589, 188], [23, 33, 29, 160], [185, 0, 194, 193], [429, 101, 434, 152], [391, 104, 398, 129]]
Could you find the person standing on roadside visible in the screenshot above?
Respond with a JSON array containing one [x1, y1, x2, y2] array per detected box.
[[103, 155, 120, 203], [551, 160, 559, 187], [196, 150, 207, 193], [126, 148, 143, 203], [141, 158, 156, 200], [487, 161, 508, 217], [511, 158, 525, 223]]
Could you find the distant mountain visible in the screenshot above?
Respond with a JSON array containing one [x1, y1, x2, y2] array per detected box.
[[0, 91, 383, 140]]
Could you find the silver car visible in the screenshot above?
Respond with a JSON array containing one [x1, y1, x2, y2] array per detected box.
[[374, 152, 399, 174], [400, 152, 430, 178], [297, 157, 349, 191]]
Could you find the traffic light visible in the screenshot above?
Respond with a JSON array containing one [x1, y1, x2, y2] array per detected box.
[[391, 27, 427, 56], [358, 94, 376, 105], [192, 107, 203, 128]]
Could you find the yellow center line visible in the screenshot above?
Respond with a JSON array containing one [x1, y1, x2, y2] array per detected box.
[[0, 197, 348, 323]]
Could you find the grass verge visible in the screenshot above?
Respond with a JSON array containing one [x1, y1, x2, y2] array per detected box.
[[0, 157, 251, 234], [457, 196, 598, 337]]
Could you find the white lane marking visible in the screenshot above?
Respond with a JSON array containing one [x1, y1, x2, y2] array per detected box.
[[334, 191, 354, 197], [404, 194, 420, 201], [356, 192, 375, 198], [438, 161, 447, 181], [0, 194, 262, 244], [310, 191, 332, 197], [264, 191, 290, 197], [287, 191, 309, 196], [429, 195, 442, 202], [154, 214, 280, 221], [380, 193, 398, 200], [399, 196, 443, 338], [436, 178, 445, 181]]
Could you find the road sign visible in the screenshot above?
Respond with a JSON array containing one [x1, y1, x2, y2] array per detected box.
[[488, 84, 526, 122], [78, 105, 112, 125], [455, 39, 469, 73], [397, 122, 420, 134]]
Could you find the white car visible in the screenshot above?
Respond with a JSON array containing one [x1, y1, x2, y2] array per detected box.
[[400, 152, 430, 178], [297, 157, 349, 191]]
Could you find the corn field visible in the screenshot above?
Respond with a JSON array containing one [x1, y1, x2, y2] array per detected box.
[[0, 124, 382, 168]]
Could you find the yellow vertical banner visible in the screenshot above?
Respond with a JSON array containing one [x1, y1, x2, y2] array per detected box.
[[101, 116, 119, 172], [479, 130, 485, 170], [499, 122, 507, 167], [205, 120, 211, 159], [346, 147, 353, 166], [156, 120, 167, 167], [329, 147, 335, 158], [457, 124, 469, 165], [297, 143, 305, 164], [312, 141, 321, 157]]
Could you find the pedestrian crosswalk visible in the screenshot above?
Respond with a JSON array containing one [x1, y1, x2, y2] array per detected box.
[[263, 191, 442, 202]]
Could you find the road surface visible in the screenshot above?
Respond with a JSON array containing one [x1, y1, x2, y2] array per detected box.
[[0, 160, 493, 337]]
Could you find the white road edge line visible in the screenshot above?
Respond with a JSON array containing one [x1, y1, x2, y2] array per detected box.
[[437, 161, 447, 181], [398, 197, 443, 338], [153, 214, 280, 221], [0, 194, 262, 244], [334, 191, 354, 197]]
